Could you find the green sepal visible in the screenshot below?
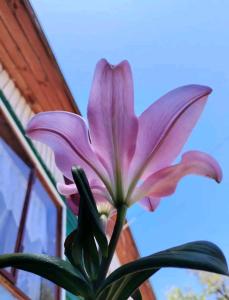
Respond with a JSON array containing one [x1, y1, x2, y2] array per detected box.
[[96, 241, 228, 300], [0, 253, 92, 298]]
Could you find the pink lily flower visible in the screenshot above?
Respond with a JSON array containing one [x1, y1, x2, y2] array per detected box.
[[26, 59, 222, 212]]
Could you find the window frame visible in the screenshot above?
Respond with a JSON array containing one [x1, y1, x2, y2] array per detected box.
[[0, 97, 66, 300], [0, 137, 34, 283]]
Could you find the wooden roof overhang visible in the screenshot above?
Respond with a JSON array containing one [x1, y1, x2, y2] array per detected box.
[[0, 0, 79, 114]]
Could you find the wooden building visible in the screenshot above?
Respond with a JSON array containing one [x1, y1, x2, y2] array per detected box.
[[0, 1, 155, 299]]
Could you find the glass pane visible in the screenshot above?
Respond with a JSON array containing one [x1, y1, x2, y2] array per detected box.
[[0, 284, 18, 300], [17, 178, 59, 300], [0, 138, 30, 255]]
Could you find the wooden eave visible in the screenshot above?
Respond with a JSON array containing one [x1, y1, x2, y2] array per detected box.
[[0, 0, 79, 113]]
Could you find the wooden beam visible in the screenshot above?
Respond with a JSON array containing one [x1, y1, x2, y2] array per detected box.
[[0, 19, 51, 111], [8, 0, 77, 111], [117, 226, 157, 300], [0, 0, 79, 113], [0, 40, 28, 93]]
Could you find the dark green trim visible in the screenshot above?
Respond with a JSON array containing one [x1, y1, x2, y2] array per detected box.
[[1, 89, 78, 300], [0, 90, 77, 227], [0, 90, 57, 186], [66, 292, 80, 300]]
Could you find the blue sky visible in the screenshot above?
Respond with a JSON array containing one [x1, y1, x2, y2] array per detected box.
[[31, 1, 229, 298]]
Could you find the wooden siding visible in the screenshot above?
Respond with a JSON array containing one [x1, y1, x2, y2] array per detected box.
[[116, 226, 156, 300], [0, 64, 63, 183], [0, 0, 79, 114], [107, 216, 156, 299]]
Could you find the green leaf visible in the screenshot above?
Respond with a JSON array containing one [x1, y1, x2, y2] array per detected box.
[[83, 232, 101, 280], [64, 229, 84, 271], [65, 167, 107, 281], [131, 289, 142, 300], [72, 167, 108, 257], [96, 241, 228, 300], [0, 253, 92, 297], [64, 201, 100, 280]]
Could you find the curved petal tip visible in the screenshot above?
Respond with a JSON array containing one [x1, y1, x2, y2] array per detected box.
[[96, 58, 130, 70], [187, 84, 212, 95], [182, 151, 223, 183], [139, 197, 161, 212], [57, 182, 77, 196]]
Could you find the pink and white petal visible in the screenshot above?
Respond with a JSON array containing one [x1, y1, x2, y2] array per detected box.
[[26, 111, 108, 182], [130, 151, 222, 203], [182, 151, 222, 182], [92, 189, 112, 204], [67, 196, 80, 215], [128, 85, 212, 185], [57, 181, 111, 205], [139, 197, 161, 212], [88, 59, 138, 186], [85, 177, 112, 203], [57, 183, 77, 196]]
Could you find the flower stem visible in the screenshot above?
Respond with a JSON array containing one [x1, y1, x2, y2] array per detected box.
[[96, 204, 127, 287]]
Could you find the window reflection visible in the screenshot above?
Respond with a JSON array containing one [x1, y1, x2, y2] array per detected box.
[[0, 285, 18, 300], [17, 179, 58, 300], [0, 115, 60, 299], [0, 138, 30, 255]]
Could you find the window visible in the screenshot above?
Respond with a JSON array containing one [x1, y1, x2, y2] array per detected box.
[[17, 179, 59, 300], [0, 112, 62, 299], [0, 138, 30, 259]]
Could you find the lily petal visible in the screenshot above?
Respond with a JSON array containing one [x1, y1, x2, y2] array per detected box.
[[67, 195, 80, 215], [130, 151, 222, 204], [128, 85, 212, 189], [88, 59, 138, 187], [58, 180, 113, 216], [139, 197, 161, 212], [57, 181, 111, 204], [57, 183, 77, 196], [26, 111, 108, 182]]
